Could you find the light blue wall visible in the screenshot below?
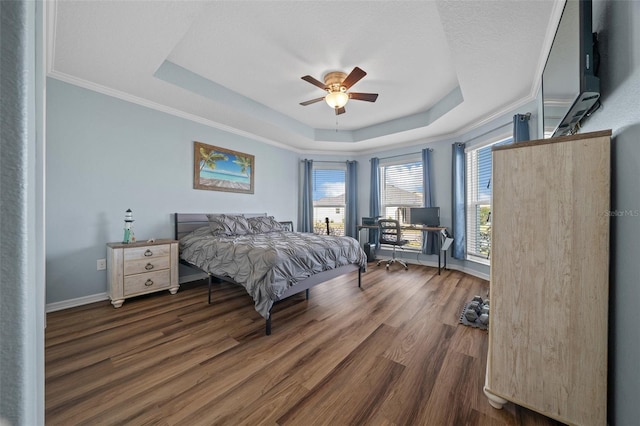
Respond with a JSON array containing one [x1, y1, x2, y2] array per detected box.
[[47, 74, 528, 308], [46, 79, 299, 304], [580, 1, 640, 424]]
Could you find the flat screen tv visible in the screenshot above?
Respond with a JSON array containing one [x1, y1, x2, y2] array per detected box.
[[542, 0, 600, 138], [409, 207, 440, 227]]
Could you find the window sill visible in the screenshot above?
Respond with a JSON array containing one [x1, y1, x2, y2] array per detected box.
[[466, 254, 490, 266], [378, 246, 421, 253]]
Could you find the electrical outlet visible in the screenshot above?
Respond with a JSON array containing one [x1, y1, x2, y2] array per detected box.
[[97, 259, 107, 271]]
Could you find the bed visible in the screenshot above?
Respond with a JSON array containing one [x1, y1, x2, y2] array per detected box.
[[174, 213, 367, 335]]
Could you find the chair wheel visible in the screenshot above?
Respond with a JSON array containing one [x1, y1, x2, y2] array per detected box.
[[404, 266, 408, 270], [386, 264, 389, 270]]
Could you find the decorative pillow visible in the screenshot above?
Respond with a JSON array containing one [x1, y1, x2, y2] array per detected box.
[[248, 216, 284, 233], [207, 214, 252, 236], [206, 215, 228, 235]]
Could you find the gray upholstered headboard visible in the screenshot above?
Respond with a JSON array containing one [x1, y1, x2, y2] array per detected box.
[[173, 213, 267, 240]]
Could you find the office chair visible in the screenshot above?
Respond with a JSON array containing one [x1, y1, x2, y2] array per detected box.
[[376, 219, 409, 270]]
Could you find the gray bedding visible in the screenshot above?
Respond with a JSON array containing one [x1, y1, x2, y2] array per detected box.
[[180, 226, 367, 318]]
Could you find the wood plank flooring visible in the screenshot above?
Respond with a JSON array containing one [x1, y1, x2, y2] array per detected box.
[[45, 264, 563, 425]]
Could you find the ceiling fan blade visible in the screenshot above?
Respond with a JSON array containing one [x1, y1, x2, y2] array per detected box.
[[349, 92, 379, 102], [301, 75, 327, 90], [335, 106, 346, 115], [300, 97, 326, 106], [341, 67, 367, 90]]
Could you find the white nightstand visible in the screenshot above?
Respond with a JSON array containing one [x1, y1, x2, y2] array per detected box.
[[106, 239, 179, 308]]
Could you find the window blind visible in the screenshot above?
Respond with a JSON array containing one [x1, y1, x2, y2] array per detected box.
[[312, 168, 346, 235], [466, 138, 512, 260], [380, 161, 423, 209], [379, 160, 423, 249]]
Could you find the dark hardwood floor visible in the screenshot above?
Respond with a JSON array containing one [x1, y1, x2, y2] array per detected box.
[[45, 264, 563, 425]]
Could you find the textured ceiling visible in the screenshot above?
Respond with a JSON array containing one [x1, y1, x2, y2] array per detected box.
[[47, 0, 564, 153]]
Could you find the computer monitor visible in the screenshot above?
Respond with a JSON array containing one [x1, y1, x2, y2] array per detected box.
[[409, 207, 440, 227], [361, 217, 378, 226]]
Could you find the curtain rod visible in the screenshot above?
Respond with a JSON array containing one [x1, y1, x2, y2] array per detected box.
[[463, 112, 530, 145], [300, 160, 353, 164], [371, 148, 433, 162]]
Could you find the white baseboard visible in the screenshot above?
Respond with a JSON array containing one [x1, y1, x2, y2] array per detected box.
[[46, 292, 109, 313], [377, 250, 491, 281], [446, 264, 490, 281]]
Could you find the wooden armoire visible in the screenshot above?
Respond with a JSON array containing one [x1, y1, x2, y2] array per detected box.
[[484, 130, 611, 426]]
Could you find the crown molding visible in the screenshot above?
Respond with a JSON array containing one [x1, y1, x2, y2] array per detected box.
[[47, 70, 303, 151]]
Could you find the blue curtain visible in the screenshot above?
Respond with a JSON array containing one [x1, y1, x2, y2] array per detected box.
[[452, 143, 466, 259], [369, 157, 380, 247], [300, 159, 313, 233], [345, 161, 358, 238], [513, 113, 531, 142], [421, 149, 437, 255]]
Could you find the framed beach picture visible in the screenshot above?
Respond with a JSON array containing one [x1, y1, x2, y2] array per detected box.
[[193, 142, 254, 194]]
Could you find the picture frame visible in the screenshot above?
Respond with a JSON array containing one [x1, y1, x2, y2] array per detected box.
[[193, 142, 254, 194]]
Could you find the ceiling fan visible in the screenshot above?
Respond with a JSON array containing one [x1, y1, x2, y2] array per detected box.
[[299, 66, 379, 115]]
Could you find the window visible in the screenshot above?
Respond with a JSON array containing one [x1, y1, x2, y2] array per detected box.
[[312, 167, 345, 236], [465, 137, 512, 263], [379, 159, 423, 249]]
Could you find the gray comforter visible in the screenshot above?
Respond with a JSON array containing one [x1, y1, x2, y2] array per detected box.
[[180, 227, 367, 318]]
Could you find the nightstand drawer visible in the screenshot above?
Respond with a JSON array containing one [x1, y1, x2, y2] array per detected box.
[[124, 244, 170, 261], [124, 269, 171, 296], [124, 256, 170, 276]]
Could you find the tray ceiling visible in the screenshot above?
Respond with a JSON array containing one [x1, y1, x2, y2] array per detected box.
[[47, 0, 562, 153]]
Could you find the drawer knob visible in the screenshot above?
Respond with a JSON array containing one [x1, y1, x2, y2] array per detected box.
[[144, 249, 153, 257], [145, 263, 154, 270], [145, 279, 154, 287]]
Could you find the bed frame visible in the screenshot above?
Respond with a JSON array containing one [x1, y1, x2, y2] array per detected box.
[[174, 213, 363, 335]]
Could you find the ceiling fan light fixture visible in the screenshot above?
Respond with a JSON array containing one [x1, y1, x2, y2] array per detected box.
[[301, 67, 376, 114], [325, 91, 349, 109]]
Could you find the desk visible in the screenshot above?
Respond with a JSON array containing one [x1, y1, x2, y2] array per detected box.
[[357, 225, 449, 274]]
